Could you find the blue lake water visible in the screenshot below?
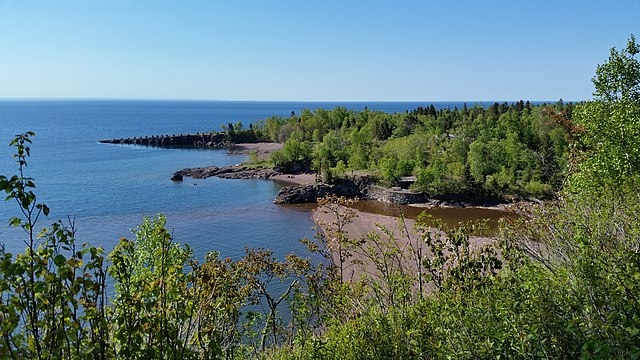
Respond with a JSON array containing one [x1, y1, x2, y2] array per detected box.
[[2, 99, 482, 261]]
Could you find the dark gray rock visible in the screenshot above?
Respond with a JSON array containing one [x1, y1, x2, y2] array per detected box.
[[172, 165, 280, 181], [273, 175, 374, 204], [217, 168, 280, 180], [273, 184, 335, 204], [367, 186, 427, 205], [333, 176, 373, 197]]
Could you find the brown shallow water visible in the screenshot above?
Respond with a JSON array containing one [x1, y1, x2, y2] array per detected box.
[[280, 200, 518, 235]]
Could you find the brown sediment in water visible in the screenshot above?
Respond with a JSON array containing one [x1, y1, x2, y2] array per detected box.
[[311, 203, 502, 283], [348, 200, 517, 230]]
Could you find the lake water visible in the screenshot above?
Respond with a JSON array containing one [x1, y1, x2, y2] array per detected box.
[[0, 100, 508, 261]]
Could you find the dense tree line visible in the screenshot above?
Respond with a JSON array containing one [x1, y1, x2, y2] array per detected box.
[[1, 36, 639, 359], [238, 99, 571, 200]]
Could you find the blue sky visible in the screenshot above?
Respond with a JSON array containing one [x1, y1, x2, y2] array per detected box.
[[0, 1, 638, 101]]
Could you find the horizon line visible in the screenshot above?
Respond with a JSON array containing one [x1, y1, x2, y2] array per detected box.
[[0, 97, 577, 103]]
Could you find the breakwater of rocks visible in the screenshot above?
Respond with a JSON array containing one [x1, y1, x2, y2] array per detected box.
[[100, 132, 228, 148]]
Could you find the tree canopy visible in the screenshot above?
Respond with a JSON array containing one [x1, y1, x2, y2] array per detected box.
[[571, 35, 640, 191], [252, 101, 571, 200]]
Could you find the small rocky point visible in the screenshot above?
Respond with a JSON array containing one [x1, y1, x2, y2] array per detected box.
[[172, 165, 280, 181]]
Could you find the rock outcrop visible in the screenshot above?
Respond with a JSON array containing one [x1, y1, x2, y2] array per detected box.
[[333, 176, 373, 198], [172, 165, 280, 181], [273, 175, 374, 204], [273, 184, 335, 204], [174, 165, 484, 207], [367, 186, 428, 205]]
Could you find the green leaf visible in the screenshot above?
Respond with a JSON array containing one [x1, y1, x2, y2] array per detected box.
[[41, 204, 49, 216], [54, 254, 66, 267], [8, 217, 21, 227]]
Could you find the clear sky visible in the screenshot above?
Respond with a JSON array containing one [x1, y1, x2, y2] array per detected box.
[[0, 1, 638, 102]]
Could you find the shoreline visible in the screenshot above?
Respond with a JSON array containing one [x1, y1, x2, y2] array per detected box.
[[100, 137, 526, 212], [171, 141, 527, 211], [312, 204, 498, 283], [220, 142, 318, 186], [104, 137, 515, 284]]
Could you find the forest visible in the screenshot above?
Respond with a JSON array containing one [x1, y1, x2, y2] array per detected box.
[[226, 99, 571, 201], [1, 36, 639, 359]]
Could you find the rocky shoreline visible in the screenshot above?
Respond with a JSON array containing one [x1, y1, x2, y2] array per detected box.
[[171, 164, 514, 208], [171, 165, 280, 181], [102, 136, 515, 208], [170, 164, 374, 204]]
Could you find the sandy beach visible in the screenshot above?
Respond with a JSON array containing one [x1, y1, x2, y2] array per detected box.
[[312, 203, 497, 283], [231, 141, 500, 284]]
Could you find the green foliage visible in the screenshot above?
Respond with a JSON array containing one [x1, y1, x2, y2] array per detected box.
[[569, 35, 640, 193], [592, 34, 640, 102], [571, 101, 640, 192], [193, 251, 252, 357], [262, 116, 289, 142], [108, 214, 198, 359], [0, 132, 109, 359], [300, 261, 577, 359], [0, 133, 315, 359], [221, 121, 266, 143], [271, 136, 313, 173], [243, 150, 270, 169], [262, 103, 569, 199], [502, 191, 640, 358]]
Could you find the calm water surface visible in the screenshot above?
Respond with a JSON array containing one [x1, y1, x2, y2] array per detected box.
[[0, 100, 511, 261]]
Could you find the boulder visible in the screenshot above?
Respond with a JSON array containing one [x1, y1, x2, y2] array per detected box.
[[273, 175, 374, 204], [273, 184, 335, 204]]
